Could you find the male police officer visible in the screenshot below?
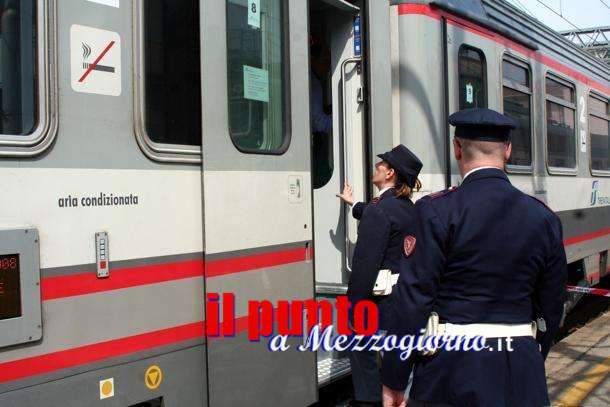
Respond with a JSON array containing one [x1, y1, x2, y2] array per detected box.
[[338, 145, 423, 407], [381, 109, 567, 407]]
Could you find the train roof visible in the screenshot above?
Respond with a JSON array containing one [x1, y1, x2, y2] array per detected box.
[[392, 0, 610, 88]]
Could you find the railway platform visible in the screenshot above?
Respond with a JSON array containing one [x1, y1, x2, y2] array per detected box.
[[546, 311, 610, 406]]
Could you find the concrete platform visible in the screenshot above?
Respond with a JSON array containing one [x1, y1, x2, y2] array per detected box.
[[546, 312, 610, 406]]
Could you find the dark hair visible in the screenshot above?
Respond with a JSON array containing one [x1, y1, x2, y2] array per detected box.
[[394, 175, 422, 200]]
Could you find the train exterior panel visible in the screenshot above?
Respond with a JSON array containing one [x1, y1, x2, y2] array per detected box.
[[0, 0, 607, 406]]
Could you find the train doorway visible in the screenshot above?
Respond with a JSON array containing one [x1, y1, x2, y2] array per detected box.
[[309, 0, 368, 385], [310, 0, 366, 289]]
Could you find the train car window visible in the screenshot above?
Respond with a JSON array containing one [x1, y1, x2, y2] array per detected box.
[[545, 76, 576, 170], [458, 46, 487, 110], [589, 94, 610, 172], [0, 0, 37, 137], [226, 0, 288, 154], [502, 60, 532, 167], [143, 0, 201, 147]]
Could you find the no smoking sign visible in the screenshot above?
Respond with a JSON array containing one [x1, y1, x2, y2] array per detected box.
[[71, 25, 121, 96]]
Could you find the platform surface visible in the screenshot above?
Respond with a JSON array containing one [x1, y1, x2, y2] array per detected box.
[[546, 312, 610, 406]]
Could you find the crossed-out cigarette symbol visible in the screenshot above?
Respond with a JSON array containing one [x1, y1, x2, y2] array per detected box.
[[79, 41, 116, 82]]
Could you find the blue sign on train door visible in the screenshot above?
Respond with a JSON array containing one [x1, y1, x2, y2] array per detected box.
[[353, 16, 362, 57]]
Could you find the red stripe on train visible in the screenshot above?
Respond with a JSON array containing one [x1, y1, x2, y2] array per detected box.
[[564, 227, 610, 247], [397, 4, 610, 95], [41, 247, 308, 300], [0, 321, 205, 384], [41, 259, 205, 301]]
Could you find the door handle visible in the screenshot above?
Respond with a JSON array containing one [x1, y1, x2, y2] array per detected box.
[[340, 57, 361, 274]]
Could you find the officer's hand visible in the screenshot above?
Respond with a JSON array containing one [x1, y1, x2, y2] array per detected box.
[[336, 182, 355, 206], [382, 385, 406, 407]]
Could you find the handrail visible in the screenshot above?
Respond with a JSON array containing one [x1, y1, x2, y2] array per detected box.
[[340, 57, 362, 274]]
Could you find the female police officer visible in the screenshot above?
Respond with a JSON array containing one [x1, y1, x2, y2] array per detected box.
[[337, 145, 423, 407]]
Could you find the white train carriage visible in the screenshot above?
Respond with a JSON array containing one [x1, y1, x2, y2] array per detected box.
[[0, 0, 607, 406]]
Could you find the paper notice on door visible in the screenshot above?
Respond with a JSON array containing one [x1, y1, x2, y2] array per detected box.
[[248, 0, 261, 29], [243, 66, 269, 102]]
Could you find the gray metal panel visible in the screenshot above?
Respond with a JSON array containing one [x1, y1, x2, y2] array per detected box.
[[207, 334, 317, 407], [0, 228, 42, 348], [365, 0, 395, 159], [0, 345, 207, 407], [397, 12, 446, 178]]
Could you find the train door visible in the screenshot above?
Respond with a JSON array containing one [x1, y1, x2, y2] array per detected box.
[[201, 0, 316, 405], [309, 0, 368, 385], [310, 0, 366, 290]]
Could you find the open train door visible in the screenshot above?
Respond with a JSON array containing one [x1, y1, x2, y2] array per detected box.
[[201, 0, 316, 405], [309, 0, 394, 385]]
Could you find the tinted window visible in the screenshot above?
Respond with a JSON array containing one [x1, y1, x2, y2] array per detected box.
[[546, 77, 576, 169], [590, 95, 610, 172], [546, 78, 574, 103], [144, 0, 201, 146], [503, 61, 531, 167], [502, 60, 529, 87], [458, 46, 487, 110], [0, 0, 37, 136], [227, 0, 287, 153]]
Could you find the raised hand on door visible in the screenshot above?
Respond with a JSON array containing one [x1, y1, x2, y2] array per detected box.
[[336, 181, 355, 206]]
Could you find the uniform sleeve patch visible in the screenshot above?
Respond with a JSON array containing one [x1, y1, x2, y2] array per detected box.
[[404, 235, 417, 257]]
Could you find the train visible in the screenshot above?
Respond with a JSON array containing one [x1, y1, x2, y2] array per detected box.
[[0, 0, 607, 406]]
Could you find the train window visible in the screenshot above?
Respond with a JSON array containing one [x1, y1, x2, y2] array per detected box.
[[589, 94, 610, 172], [226, 0, 289, 154], [0, 0, 37, 137], [502, 60, 532, 167], [458, 46, 487, 110], [545, 76, 576, 170], [143, 0, 201, 147]]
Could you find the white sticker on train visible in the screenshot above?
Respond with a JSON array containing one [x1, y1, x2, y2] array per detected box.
[[87, 0, 119, 8], [70, 25, 121, 96]]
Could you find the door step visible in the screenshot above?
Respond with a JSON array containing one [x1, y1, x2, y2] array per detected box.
[[317, 355, 351, 386]]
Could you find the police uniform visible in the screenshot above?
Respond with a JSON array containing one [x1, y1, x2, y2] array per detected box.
[[381, 109, 568, 406], [347, 145, 423, 406]]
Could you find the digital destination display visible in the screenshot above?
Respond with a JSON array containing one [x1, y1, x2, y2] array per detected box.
[[0, 254, 21, 320]]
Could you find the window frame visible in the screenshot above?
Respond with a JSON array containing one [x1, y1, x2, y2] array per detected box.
[[457, 44, 488, 111], [0, 0, 57, 157], [133, 0, 202, 164], [589, 91, 610, 177], [225, 0, 292, 156], [501, 54, 534, 174], [544, 71, 578, 176]]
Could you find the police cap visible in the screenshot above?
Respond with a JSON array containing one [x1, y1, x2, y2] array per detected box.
[[448, 108, 517, 141], [377, 145, 423, 188]]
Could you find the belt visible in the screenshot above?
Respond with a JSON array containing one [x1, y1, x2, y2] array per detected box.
[[438, 322, 537, 338]]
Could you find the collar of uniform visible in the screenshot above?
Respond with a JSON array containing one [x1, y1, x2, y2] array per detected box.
[[461, 167, 508, 185], [377, 186, 395, 200]]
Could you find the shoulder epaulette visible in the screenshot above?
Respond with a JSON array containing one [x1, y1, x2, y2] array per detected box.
[[427, 186, 458, 200]]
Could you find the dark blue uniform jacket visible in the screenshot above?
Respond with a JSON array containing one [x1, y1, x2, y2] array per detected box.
[[382, 168, 567, 406], [348, 188, 417, 329]]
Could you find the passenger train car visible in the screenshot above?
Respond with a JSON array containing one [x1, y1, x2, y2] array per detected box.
[[0, 0, 607, 406]]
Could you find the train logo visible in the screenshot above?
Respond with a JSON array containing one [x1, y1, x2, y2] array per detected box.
[[591, 181, 599, 206], [590, 181, 610, 206]]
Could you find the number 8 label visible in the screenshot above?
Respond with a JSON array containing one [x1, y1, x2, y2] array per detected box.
[[248, 0, 261, 29]]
